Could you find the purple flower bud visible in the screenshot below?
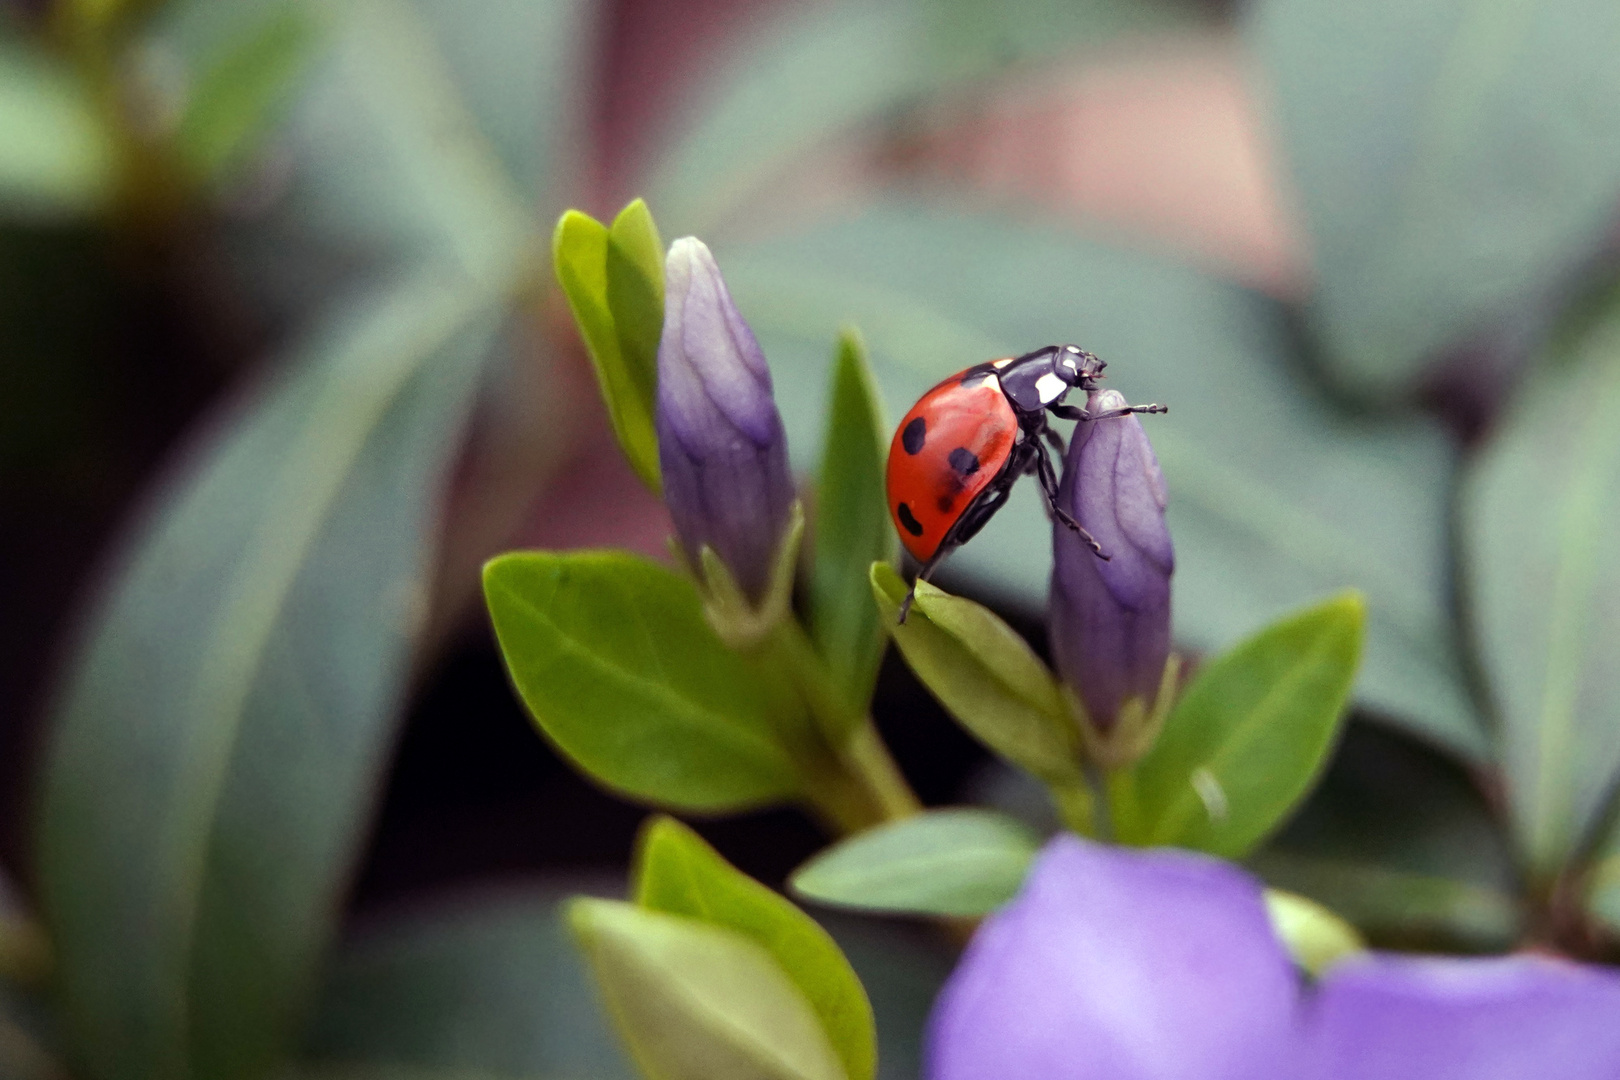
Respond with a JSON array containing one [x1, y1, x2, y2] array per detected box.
[[656, 237, 794, 601], [1049, 388, 1173, 731]]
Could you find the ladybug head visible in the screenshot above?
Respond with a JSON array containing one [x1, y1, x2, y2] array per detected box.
[[1054, 344, 1106, 389]]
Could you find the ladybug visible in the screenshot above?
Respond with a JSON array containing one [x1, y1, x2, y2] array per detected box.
[[886, 344, 1165, 621]]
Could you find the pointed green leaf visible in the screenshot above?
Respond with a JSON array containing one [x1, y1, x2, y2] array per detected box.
[[812, 330, 895, 712], [791, 808, 1039, 918], [1262, 889, 1363, 978], [484, 551, 801, 811], [871, 564, 1079, 785], [554, 206, 663, 491], [1117, 592, 1364, 857], [636, 818, 874, 1080], [569, 899, 846, 1080], [176, 5, 321, 182], [1463, 305, 1620, 880]]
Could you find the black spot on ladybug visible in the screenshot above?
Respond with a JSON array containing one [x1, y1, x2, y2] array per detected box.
[[897, 502, 924, 536], [937, 494, 955, 514], [948, 447, 980, 476], [902, 417, 927, 455]]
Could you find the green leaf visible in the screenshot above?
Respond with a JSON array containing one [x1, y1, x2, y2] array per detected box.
[[569, 899, 846, 1080], [306, 884, 636, 1079], [0, 41, 116, 219], [483, 551, 802, 812], [790, 808, 1038, 917], [554, 206, 663, 491], [36, 271, 508, 1080], [175, 4, 321, 182], [1116, 592, 1365, 857], [726, 205, 1485, 761], [1462, 304, 1620, 880], [1262, 889, 1364, 978], [871, 565, 1080, 785], [812, 330, 895, 712], [636, 818, 875, 1080], [1251, 0, 1620, 389]]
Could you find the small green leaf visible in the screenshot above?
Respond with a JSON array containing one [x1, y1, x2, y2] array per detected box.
[[569, 899, 846, 1080], [607, 198, 665, 407], [1263, 889, 1363, 978], [553, 206, 663, 492], [1117, 591, 1364, 857], [812, 330, 894, 712], [0, 41, 116, 219], [1463, 305, 1620, 881], [636, 818, 874, 1080], [871, 564, 1079, 785], [790, 808, 1039, 918], [176, 5, 322, 182], [484, 551, 801, 811]]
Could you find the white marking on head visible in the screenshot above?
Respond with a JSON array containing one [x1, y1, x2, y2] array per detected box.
[[1065, 345, 1080, 353], [1035, 372, 1067, 404], [992, 357, 1014, 369]]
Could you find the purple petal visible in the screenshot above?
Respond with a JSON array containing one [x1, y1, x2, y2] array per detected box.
[[926, 836, 1299, 1080], [1302, 954, 1620, 1080]]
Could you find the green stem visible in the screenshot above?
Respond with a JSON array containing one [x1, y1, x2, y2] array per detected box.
[[765, 618, 920, 831], [1081, 763, 1115, 843], [1050, 779, 1097, 838]]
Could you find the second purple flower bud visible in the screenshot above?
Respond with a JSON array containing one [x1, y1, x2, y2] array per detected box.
[[1049, 388, 1175, 748]]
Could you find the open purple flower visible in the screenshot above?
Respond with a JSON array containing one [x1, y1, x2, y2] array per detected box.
[[928, 836, 1620, 1080], [1048, 389, 1174, 732], [656, 237, 795, 602]]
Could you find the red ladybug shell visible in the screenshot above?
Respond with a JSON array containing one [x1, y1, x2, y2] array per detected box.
[[886, 367, 1018, 561]]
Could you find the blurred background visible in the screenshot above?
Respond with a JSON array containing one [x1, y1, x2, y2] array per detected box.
[[3, 0, 1619, 1076]]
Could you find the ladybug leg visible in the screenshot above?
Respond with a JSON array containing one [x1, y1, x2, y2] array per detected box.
[[1050, 402, 1167, 422], [898, 548, 950, 623], [1042, 427, 1066, 454], [1032, 438, 1109, 560]]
